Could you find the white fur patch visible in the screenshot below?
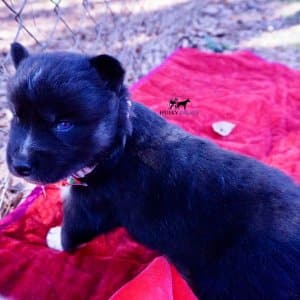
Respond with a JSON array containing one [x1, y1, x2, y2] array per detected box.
[[20, 133, 32, 156], [122, 135, 127, 147], [46, 226, 63, 251], [28, 67, 42, 91], [60, 185, 70, 201]]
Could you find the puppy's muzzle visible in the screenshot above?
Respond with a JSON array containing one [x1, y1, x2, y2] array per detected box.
[[11, 155, 31, 177]]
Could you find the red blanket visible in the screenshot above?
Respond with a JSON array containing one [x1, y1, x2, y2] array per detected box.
[[0, 48, 299, 300]]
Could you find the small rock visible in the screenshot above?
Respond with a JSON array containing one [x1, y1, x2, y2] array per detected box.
[[203, 36, 225, 53], [212, 121, 236, 137], [203, 5, 220, 16]]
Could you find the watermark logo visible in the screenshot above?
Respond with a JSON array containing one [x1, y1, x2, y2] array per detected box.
[[169, 97, 190, 110], [160, 97, 199, 116]]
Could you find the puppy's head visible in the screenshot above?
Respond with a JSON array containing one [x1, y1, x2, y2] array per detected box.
[[6, 43, 130, 184]]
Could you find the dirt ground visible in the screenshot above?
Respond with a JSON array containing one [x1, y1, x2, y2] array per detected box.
[[0, 0, 300, 218]]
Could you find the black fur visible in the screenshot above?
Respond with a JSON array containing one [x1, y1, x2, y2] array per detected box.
[[7, 43, 300, 299], [10, 42, 29, 68]]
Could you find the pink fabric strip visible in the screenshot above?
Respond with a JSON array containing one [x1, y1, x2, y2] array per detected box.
[[0, 186, 42, 231]]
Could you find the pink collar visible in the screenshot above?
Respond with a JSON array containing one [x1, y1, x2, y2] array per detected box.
[[66, 165, 97, 187]]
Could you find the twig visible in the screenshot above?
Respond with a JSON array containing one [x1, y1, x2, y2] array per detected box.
[[1, 0, 41, 45], [0, 174, 10, 215]]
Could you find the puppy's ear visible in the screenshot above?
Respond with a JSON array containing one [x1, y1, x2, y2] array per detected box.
[[10, 42, 29, 68], [90, 54, 125, 93]]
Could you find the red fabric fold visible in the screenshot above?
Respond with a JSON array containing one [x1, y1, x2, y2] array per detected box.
[[110, 257, 197, 300], [0, 48, 299, 299]]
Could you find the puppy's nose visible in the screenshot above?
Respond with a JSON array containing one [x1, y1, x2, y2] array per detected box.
[[13, 161, 31, 177]]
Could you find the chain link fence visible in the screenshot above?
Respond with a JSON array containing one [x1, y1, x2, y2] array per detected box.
[[0, 0, 203, 87], [1, 0, 156, 84]]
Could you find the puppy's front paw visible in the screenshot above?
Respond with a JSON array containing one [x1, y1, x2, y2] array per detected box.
[[46, 226, 63, 251]]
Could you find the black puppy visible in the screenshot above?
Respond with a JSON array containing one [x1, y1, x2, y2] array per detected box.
[[6, 43, 300, 299]]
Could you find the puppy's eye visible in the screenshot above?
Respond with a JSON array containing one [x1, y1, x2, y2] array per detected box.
[[55, 121, 73, 132]]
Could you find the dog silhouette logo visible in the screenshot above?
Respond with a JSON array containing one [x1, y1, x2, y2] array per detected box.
[[161, 97, 197, 116], [169, 98, 191, 110]]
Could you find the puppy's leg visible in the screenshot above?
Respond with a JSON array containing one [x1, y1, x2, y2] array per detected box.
[[46, 187, 119, 252], [61, 188, 119, 252]]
